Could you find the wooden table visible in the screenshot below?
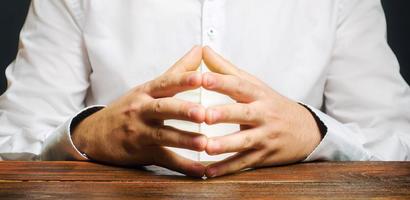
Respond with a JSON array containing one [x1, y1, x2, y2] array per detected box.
[[0, 161, 409, 199]]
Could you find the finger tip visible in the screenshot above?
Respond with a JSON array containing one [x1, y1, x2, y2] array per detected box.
[[187, 72, 202, 87], [204, 109, 219, 125], [192, 45, 202, 52], [196, 107, 206, 123], [204, 110, 214, 125], [204, 119, 213, 126], [205, 140, 221, 155], [203, 45, 212, 52], [202, 72, 216, 89], [205, 150, 217, 156], [205, 149, 218, 156], [202, 46, 213, 62], [188, 106, 206, 123], [205, 167, 218, 178], [189, 46, 204, 67], [193, 135, 208, 151], [188, 163, 206, 178], [185, 45, 202, 59]]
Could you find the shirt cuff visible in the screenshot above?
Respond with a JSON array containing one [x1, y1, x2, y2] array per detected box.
[[41, 105, 106, 161], [301, 104, 372, 162]]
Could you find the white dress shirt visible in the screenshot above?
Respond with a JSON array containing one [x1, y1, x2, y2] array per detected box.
[[0, 0, 409, 162]]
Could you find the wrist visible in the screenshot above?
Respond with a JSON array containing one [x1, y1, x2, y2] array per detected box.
[[70, 106, 105, 159], [298, 103, 327, 139], [71, 117, 91, 158], [297, 103, 324, 158]]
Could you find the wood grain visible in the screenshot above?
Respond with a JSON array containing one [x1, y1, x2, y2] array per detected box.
[[0, 161, 409, 199]]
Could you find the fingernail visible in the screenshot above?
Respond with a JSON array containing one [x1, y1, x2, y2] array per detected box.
[[193, 162, 206, 171], [188, 108, 199, 119], [187, 73, 199, 86], [193, 136, 207, 151], [208, 139, 221, 154], [188, 163, 206, 178], [207, 168, 217, 178], [208, 109, 220, 124], [204, 74, 215, 88]]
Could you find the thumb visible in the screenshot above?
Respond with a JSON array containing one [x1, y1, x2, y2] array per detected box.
[[202, 46, 241, 76], [168, 45, 203, 73], [202, 46, 267, 88]]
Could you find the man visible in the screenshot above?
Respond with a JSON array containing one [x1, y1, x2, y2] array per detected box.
[[0, 0, 409, 178]]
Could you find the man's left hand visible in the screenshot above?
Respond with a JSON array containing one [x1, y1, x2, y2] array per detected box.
[[201, 47, 322, 178]]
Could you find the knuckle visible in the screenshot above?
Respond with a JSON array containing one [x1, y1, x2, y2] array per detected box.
[[176, 134, 184, 146], [266, 125, 280, 140], [151, 127, 163, 143], [179, 74, 188, 87], [262, 105, 279, 122], [122, 123, 137, 135], [253, 87, 266, 98], [245, 106, 252, 118], [143, 80, 155, 94], [243, 106, 254, 122], [233, 79, 245, 97], [153, 99, 165, 113], [141, 101, 155, 117], [157, 77, 168, 90], [237, 68, 247, 77], [127, 101, 142, 114], [239, 157, 250, 169], [254, 140, 265, 150], [132, 85, 144, 94], [131, 100, 142, 113], [180, 102, 191, 116], [242, 134, 254, 149], [256, 152, 269, 166], [176, 133, 188, 148]]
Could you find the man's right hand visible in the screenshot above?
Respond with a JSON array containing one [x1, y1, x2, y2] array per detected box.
[[71, 46, 207, 177]]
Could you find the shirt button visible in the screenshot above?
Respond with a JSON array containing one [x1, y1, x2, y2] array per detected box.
[[207, 28, 216, 37]]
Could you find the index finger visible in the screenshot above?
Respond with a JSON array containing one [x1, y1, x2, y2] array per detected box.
[[167, 45, 203, 73], [202, 72, 264, 103], [202, 46, 241, 76], [146, 71, 202, 98], [202, 46, 266, 87]]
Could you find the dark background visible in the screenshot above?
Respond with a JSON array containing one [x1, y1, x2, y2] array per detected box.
[[1, 0, 409, 94]]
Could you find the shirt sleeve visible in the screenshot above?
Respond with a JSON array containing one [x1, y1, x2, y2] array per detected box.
[[304, 0, 410, 161], [0, 0, 94, 161], [41, 105, 105, 161]]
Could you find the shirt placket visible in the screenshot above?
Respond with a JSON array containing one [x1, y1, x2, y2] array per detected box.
[[200, 0, 236, 161]]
